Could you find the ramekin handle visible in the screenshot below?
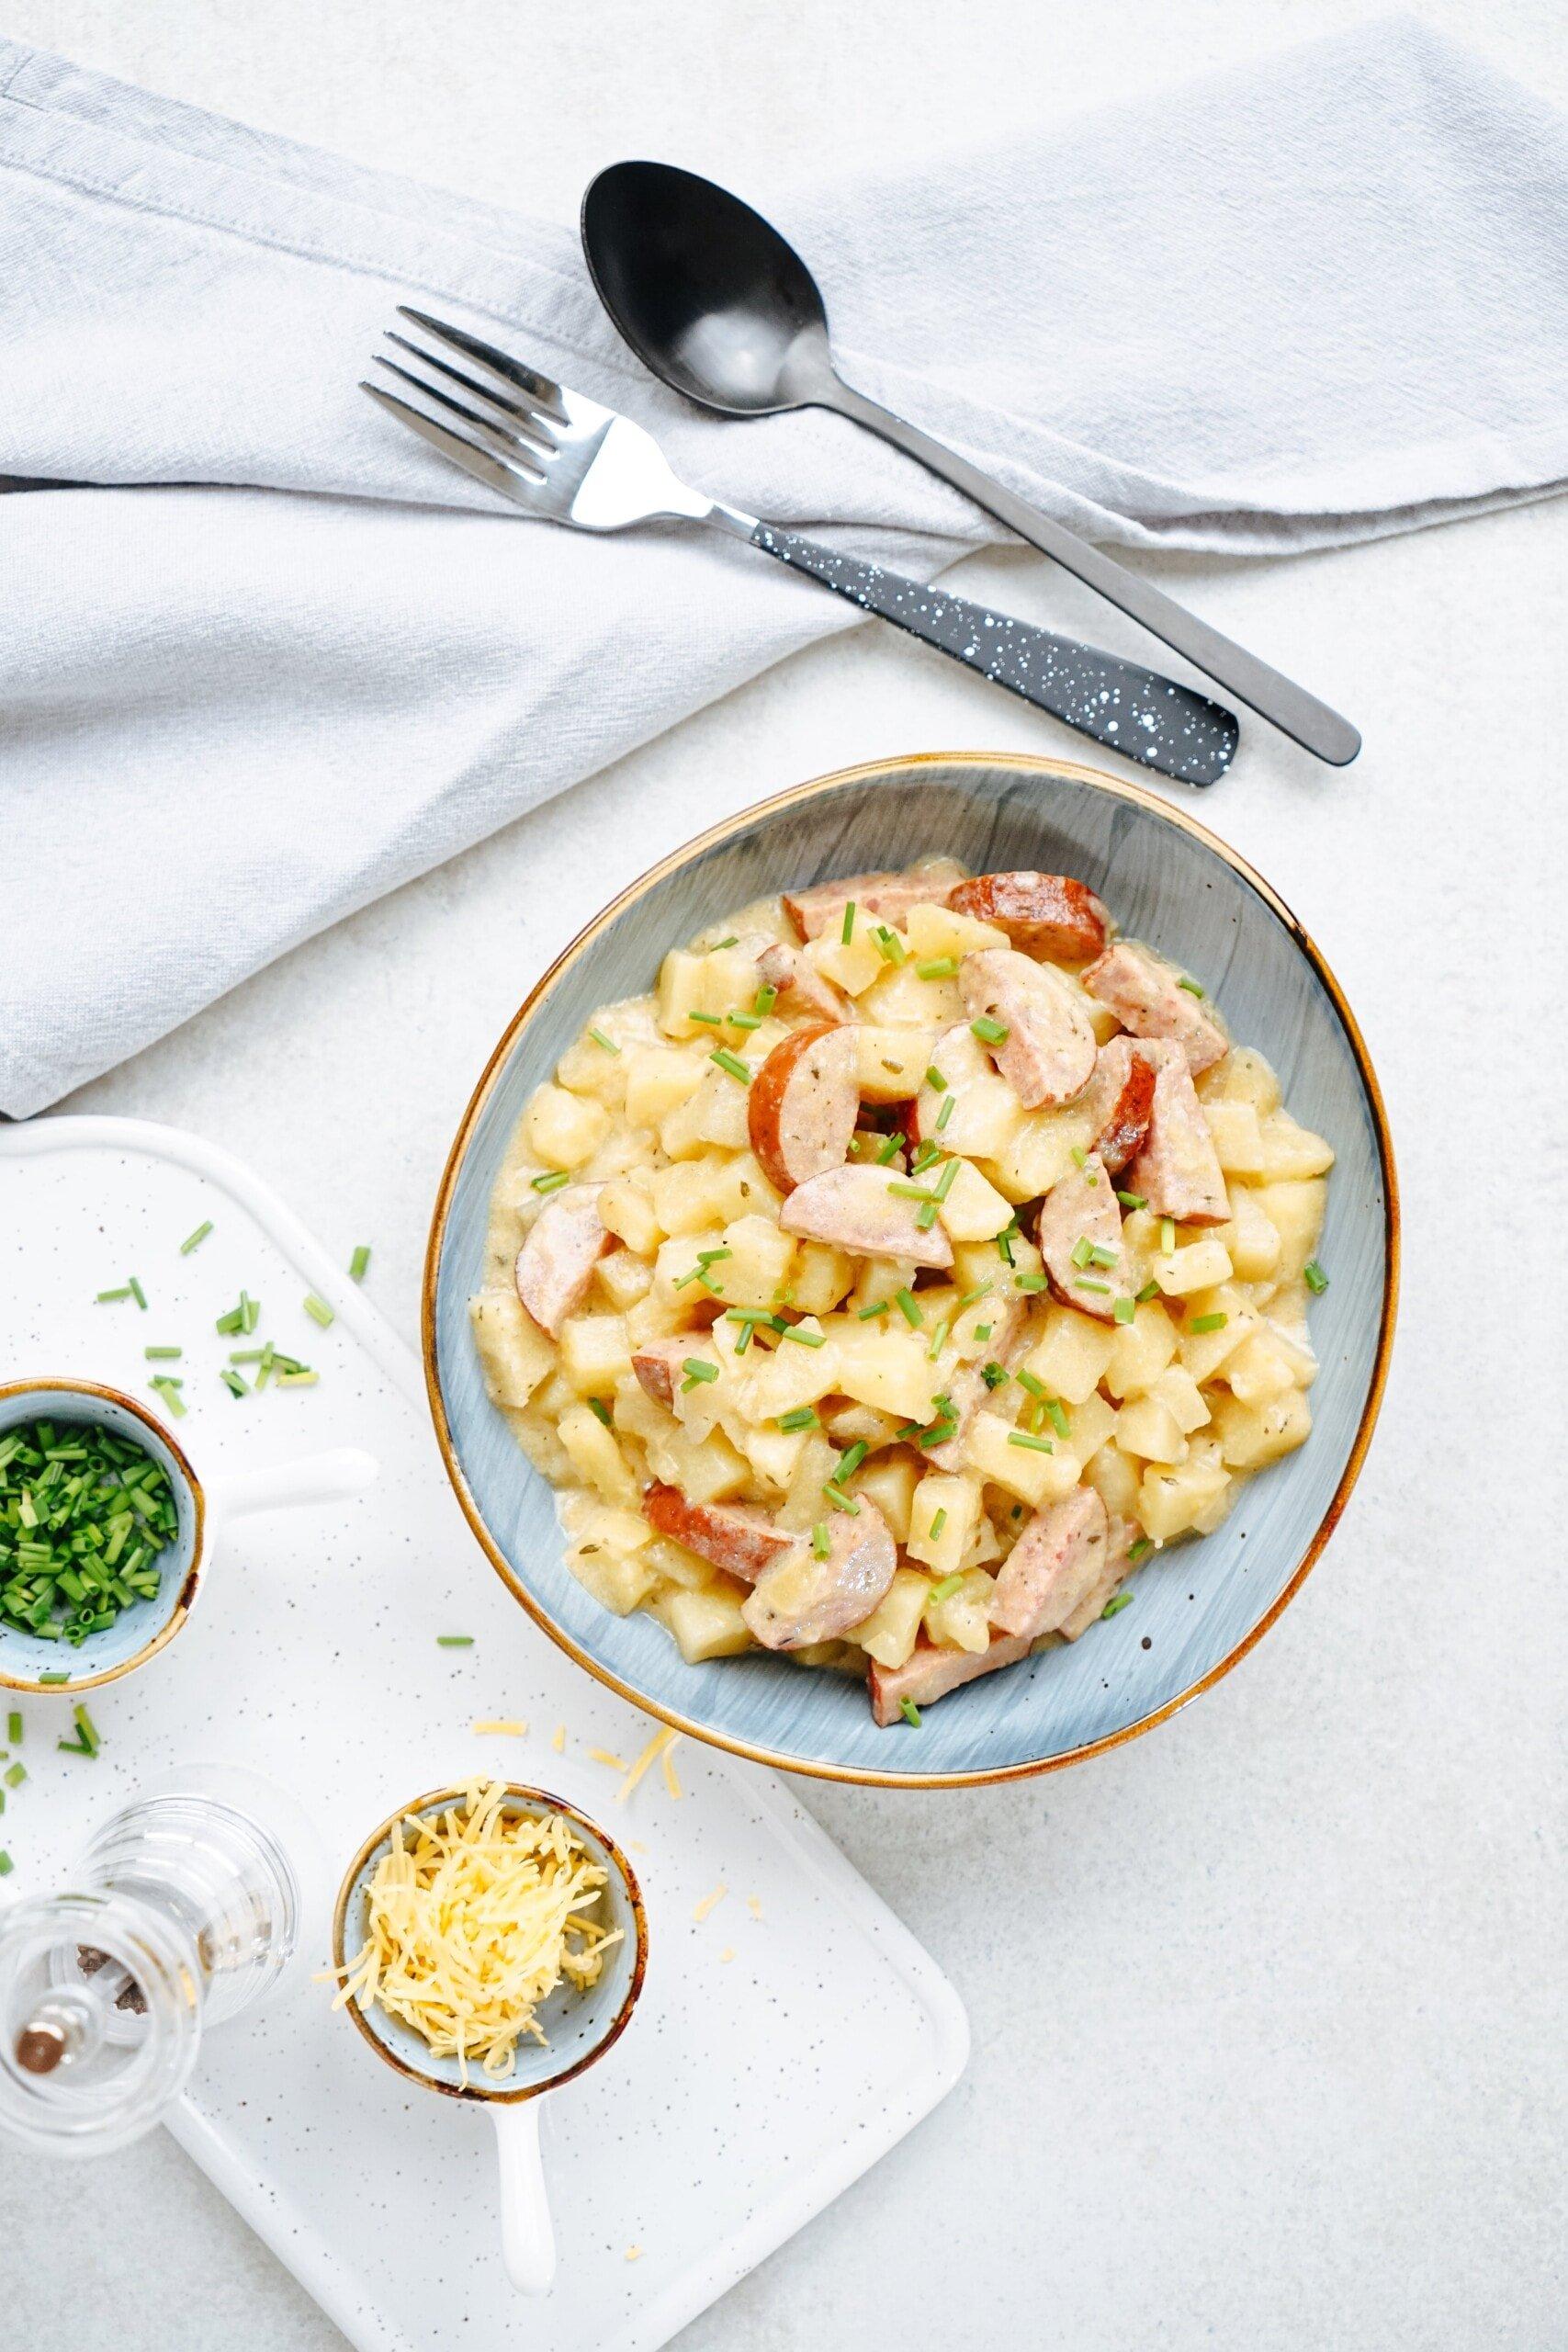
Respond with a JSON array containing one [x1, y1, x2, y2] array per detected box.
[[209, 1448, 378, 1523], [492, 2101, 555, 2295]]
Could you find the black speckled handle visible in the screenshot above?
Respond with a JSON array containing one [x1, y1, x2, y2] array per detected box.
[[750, 523, 1237, 786]]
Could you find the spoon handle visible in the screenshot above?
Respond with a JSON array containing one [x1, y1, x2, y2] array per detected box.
[[747, 523, 1237, 786], [823, 383, 1359, 768]]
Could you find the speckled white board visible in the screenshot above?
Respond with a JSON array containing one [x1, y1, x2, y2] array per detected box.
[[0, 1119, 966, 2352]]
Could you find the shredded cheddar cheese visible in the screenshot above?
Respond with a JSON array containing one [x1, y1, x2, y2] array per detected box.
[[692, 1883, 728, 1924], [551, 1724, 567, 1754], [588, 1747, 628, 1772], [616, 1725, 677, 1803], [331, 1781, 620, 2086], [661, 1740, 683, 1802], [471, 1718, 527, 1736]]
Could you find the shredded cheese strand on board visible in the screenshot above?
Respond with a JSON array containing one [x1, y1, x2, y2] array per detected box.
[[332, 1781, 621, 2086]]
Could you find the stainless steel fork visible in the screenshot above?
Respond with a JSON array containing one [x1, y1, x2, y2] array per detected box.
[[363, 309, 1238, 786]]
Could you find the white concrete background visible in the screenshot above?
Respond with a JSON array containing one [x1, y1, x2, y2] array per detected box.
[[3, 1, 1564, 2345]]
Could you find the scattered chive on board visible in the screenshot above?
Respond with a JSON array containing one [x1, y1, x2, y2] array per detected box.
[[436, 1635, 474, 1647], [1101, 1593, 1134, 1620], [350, 1244, 372, 1282], [179, 1221, 213, 1255], [303, 1294, 335, 1329]]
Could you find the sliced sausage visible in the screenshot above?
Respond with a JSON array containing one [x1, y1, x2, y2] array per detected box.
[[909, 1023, 1008, 1154], [988, 1487, 1109, 1638], [869, 1629, 1036, 1724], [642, 1482, 794, 1584], [947, 871, 1110, 962], [1060, 1513, 1138, 1641], [960, 949, 1098, 1110], [747, 1023, 860, 1195], [630, 1338, 696, 1413], [1036, 1155, 1134, 1323], [782, 861, 965, 942], [513, 1183, 614, 1338], [779, 1163, 954, 1269], [1085, 1036, 1156, 1175], [1082, 940, 1227, 1076], [924, 1292, 1030, 1472], [755, 941, 852, 1024], [742, 1502, 897, 1648], [1130, 1040, 1229, 1226]]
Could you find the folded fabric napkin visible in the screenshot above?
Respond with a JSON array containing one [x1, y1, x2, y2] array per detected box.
[[3, 16, 1565, 1115]]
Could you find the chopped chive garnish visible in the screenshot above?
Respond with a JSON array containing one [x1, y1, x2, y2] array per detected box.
[[1160, 1217, 1175, 1254], [588, 1028, 621, 1056], [0, 1853, 11, 1877], [671, 1267, 706, 1290], [840, 900, 857, 944], [586, 1396, 613, 1427], [275, 1371, 319, 1388], [1070, 1147, 1089, 1171], [780, 1324, 826, 1348], [1016, 1369, 1047, 1398], [1188, 1311, 1228, 1334], [4, 1764, 25, 1789], [752, 982, 778, 1016], [688, 1010, 723, 1025], [1014, 1272, 1047, 1293], [220, 1370, 249, 1398], [436, 1634, 473, 1646], [1088, 1242, 1120, 1268], [916, 956, 959, 980], [710, 1048, 751, 1083], [823, 1482, 861, 1515], [349, 1244, 371, 1283], [1112, 1295, 1136, 1325], [980, 1361, 1009, 1389], [899, 1697, 922, 1727], [997, 1224, 1017, 1267], [1074, 1278, 1111, 1295], [695, 1247, 732, 1267], [1007, 1430, 1054, 1454], [709, 935, 739, 952], [72, 1704, 100, 1757], [932, 1159, 960, 1203], [811, 1521, 830, 1558], [936, 1094, 956, 1133], [1178, 977, 1205, 997], [1128, 1536, 1154, 1563], [836, 1442, 869, 1482], [958, 1284, 993, 1309], [887, 1181, 935, 1202], [128, 1277, 147, 1311], [143, 1346, 182, 1362], [872, 926, 907, 966], [1135, 1279, 1160, 1303], [1070, 1236, 1094, 1270], [179, 1221, 212, 1255], [893, 1289, 921, 1329], [874, 1130, 906, 1165], [856, 1298, 890, 1318], [1044, 1398, 1071, 1439], [150, 1377, 186, 1417], [918, 1419, 958, 1450], [6, 1713, 19, 1746], [681, 1359, 720, 1389], [728, 1010, 764, 1031], [928, 1569, 964, 1601], [96, 1287, 131, 1304], [1101, 1593, 1134, 1619], [915, 1200, 941, 1231], [776, 1407, 819, 1433], [1304, 1260, 1329, 1295], [38, 1672, 70, 1686], [909, 1139, 942, 1174], [533, 1170, 572, 1195], [1116, 1190, 1147, 1211], [975, 1324, 993, 1341], [924, 1068, 948, 1093], [926, 1316, 951, 1361], [929, 1509, 949, 1541], [970, 1015, 1009, 1045], [303, 1294, 334, 1329]]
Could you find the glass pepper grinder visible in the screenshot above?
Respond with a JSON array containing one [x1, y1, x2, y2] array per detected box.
[[0, 1764, 308, 2155]]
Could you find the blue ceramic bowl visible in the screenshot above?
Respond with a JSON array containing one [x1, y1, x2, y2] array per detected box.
[[425, 752, 1397, 1786]]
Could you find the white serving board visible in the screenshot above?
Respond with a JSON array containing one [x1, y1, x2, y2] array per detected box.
[[0, 1117, 966, 2352]]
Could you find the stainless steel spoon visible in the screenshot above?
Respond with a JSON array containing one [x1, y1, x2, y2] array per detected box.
[[581, 161, 1360, 767]]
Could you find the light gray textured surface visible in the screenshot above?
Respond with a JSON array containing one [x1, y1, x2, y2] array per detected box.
[[2, 1, 1564, 2346]]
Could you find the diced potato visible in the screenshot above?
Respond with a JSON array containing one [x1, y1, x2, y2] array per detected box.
[[1137, 1453, 1232, 1544], [645, 1422, 751, 1503], [923, 1566, 996, 1655], [790, 1241, 857, 1315], [624, 1292, 683, 1349], [562, 1497, 652, 1556], [1177, 1285, 1259, 1381], [557, 1401, 637, 1503], [718, 1212, 796, 1308], [595, 1248, 654, 1312], [1060, 1390, 1117, 1468], [468, 1289, 556, 1408], [903, 900, 1008, 959], [651, 1582, 754, 1661], [1203, 1098, 1267, 1176], [570, 1544, 661, 1617], [980, 1102, 1096, 1204], [738, 1423, 808, 1493], [1104, 1299, 1179, 1400], [653, 1155, 745, 1240], [557, 1030, 631, 1105], [1211, 1388, 1313, 1469], [907, 1472, 981, 1577], [1218, 1183, 1282, 1282], [939, 1159, 1015, 1242], [532, 1368, 579, 1419], [558, 1313, 632, 1397], [1252, 1180, 1327, 1283], [851, 1255, 915, 1313], [1021, 1308, 1117, 1406], [855, 1453, 919, 1543], [859, 956, 962, 1031], [1084, 1439, 1142, 1520], [807, 928, 885, 998], [851, 1567, 931, 1668], [657, 942, 768, 1038], [778, 1431, 841, 1531], [1223, 1329, 1299, 1406], [1198, 1045, 1280, 1115], [855, 1024, 938, 1102], [1150, 1364, 1211, 1433], [1255, 1112, 1336, 1182], [624, 1047, 707, 1127], [744, 1327, 841, 1421], [596, 1174, 660, 1256], [1152, 1236, 1235, 1297], [833, 1325, 942, 1423], [964, 1412, 1080, 1505], [1115, 1394, 1188, 1464], [660, 1066, 752, 1159], [523, 1084, 611, 1170]]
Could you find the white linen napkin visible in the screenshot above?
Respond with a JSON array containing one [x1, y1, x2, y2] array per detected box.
[[3, 16, 1565, 1115]]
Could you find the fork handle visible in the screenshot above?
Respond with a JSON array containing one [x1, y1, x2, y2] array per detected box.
[[747, 523, 1237, 787]]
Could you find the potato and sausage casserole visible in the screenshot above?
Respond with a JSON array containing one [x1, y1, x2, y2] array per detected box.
[[470, 861, 1333, 1725]]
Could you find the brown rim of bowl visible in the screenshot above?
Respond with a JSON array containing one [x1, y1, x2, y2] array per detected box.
[[331, 1781, 649, 2105], [423, 748, 1401, 1790], [0, 1375, 208, 1695]]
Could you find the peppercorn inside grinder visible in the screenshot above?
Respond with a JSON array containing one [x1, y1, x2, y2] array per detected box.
[[0, 1765, 315, 2154]]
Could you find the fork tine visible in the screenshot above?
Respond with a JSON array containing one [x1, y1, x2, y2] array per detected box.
[[360, 381, 540, 503], [396, 306, 567, 419], [384, 331, 558, 454], [371, 356, 548, 476]]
